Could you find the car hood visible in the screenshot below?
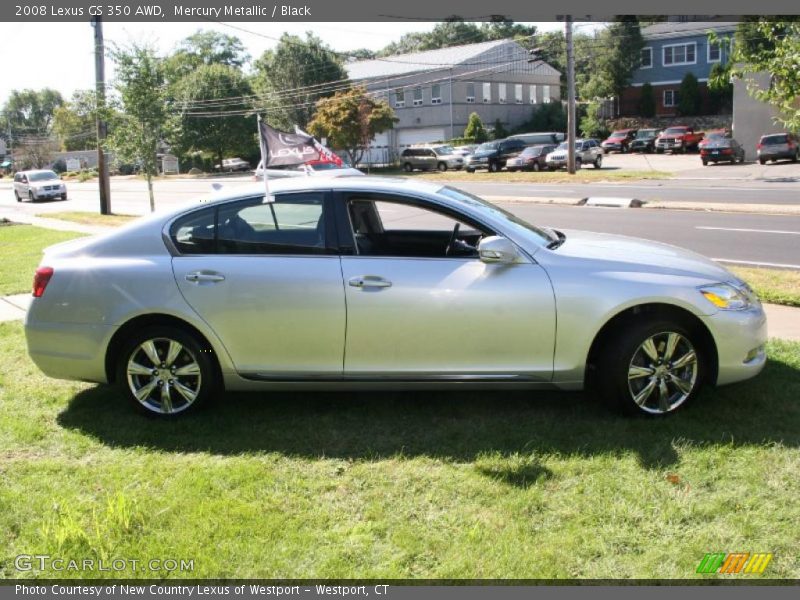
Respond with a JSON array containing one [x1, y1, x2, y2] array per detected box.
[[470, 150, 497, 158], [604, 137, 625, 142], [551, 229, 734, 282]]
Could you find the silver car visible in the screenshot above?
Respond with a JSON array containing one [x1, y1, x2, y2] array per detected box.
[[13, 169, 68, 202], [401, 146, 464, 172], [546, 139, 604, 170], [25, 178, 766, 418]]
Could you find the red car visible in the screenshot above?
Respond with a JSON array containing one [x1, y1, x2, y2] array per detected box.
[[601, 129, 637, 153]]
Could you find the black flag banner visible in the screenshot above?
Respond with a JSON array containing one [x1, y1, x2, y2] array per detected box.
[[258, 120, 320, 167]]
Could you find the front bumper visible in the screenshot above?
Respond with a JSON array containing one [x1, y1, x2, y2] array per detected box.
[[703, 304, 768, 386], [602, 142, 623, 152]]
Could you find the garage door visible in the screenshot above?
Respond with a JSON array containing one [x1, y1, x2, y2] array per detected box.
[[397, 127, 447, 148]]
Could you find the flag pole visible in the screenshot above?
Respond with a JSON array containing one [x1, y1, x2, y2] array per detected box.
[[257, 114, 273, 202]]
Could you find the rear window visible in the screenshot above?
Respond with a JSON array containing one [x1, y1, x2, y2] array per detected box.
[[761, 134, 788, 145]]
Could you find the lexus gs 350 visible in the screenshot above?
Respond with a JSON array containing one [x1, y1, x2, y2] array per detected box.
[[24, 178, 767, 418]]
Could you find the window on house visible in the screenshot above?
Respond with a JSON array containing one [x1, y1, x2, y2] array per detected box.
[[413, 87, 423, 106], [394, 89, 405, 108], [663, 89, 679, 107], [543, 85, 551, 103], [529, 84, 537, 104], [498, 83, 507, 104], [663, 43, 696, 66], [707, 40, 721, 62], [431, 84, 442, 105], [514, 84, 523, 104], [482, 82, 491, 103], [640, 47, 653, 68], [466, 82, 475, 103]]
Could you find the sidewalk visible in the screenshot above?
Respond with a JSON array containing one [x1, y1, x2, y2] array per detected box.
[[1, 291, 798, 340], [0, 209, 114, 235]]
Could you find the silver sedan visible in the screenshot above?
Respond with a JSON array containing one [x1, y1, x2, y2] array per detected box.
[[25, 177, 767, 418]]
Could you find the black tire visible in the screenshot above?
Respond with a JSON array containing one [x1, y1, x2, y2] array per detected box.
[[575, 158, 582, 170], [489, 161, 500, 173], [507, 168, 517, 172], [759, 158, 766, 165], [61, 193, 68, 200], [466, 168, 475, 173], [532, 162, 541, 172], [622, 145, 628, 154], [14, 191, 21, 203], [702, 158, 708, 166], [595, 318, 706, 417], [403, 162, 413, 172], [593, 155, 602, 169], [115, 325, 218, 418], [437, 162, 447, 172], [29, 191, 35, 203]]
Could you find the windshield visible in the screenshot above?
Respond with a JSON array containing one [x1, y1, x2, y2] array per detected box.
[[636, 130, 658, 138], [476, 142, 498, 152], [663, 128, 687, 135], [28, 171, 59, 182], [433, 146, 455, 155], [438, 186, 553, 247], [610, 131, 629, 137]]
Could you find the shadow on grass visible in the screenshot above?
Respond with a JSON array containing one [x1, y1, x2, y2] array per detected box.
[[57, 358, 800, 470]]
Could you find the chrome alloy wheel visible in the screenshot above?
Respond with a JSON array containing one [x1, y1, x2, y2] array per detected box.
[[126, 337, 202, 415], [627, 331, 698, 414]]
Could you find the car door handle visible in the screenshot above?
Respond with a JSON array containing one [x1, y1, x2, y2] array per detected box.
[[348, 276, 392, 289], [185, 271, 225, 283]]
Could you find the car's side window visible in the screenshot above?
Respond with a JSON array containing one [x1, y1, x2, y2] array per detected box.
[[345, 195, 491, 259], [170, 193, 327, 255], [217, 193, 326, 255]]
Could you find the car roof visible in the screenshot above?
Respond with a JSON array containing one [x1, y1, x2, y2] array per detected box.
[[20, 169, 57, 174]]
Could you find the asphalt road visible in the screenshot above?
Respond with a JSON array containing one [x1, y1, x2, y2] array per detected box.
[[1, 175, 799, 268]]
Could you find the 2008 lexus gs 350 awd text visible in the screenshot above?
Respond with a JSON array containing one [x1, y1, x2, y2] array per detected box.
[[24, 178, 767, 418]]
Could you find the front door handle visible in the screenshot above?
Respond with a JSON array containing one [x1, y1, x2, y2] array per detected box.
[[348, 275, 392, 289], [185, 271, 225, 283]]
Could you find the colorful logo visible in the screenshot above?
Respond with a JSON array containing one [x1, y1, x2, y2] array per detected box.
[[696, 553, 773, 574]]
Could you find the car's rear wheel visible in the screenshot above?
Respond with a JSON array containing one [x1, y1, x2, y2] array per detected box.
[[596, 320, 704, 416], [759, 158, 766, 165], [593, 155, 603, 169], [116, 326, 216, 418], [489, 161, 500, 173], [403, 162, 413, 172], [437, 162, 447, 172], [532, 162, 541, 172]]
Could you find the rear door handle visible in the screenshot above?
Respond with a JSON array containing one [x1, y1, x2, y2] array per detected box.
[[185, 271, 225, 283], [348, 276, 392, 289]]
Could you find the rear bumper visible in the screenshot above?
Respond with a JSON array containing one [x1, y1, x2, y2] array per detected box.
[[703, 304, 768, 386], [25, 318, 114, 383]]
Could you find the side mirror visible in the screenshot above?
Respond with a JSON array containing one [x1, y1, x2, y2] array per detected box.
[[478, 236, 520, 264]]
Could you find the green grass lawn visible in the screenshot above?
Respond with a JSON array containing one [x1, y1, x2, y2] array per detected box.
[[1, 320, 798, 579], [41, 212, 137, 227], [0, 224, 86, 296], [375, 168, 672, 183]]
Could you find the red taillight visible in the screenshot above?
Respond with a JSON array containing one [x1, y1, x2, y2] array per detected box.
[[32, 267, 53, 298], [757, 143, 763, 149]]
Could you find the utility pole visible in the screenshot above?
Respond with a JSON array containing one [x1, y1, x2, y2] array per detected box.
[[565, 15, 577, 175], [92, 16, 111, 214]]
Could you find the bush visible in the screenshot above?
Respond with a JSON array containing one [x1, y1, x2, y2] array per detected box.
[[678, 72, 701, 116], [523, 102, 567, 134], [51, 159, 67, 174], [464, 113, 489, 143], [580, 102, 610, 139], [78, 170, 94, 182], [708, 62, 733, 114], [639, 83, 656, 118], [491, 119, 509, 140]]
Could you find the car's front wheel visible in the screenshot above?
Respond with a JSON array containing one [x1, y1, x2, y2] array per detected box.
[[403, 162, 413, 172], [596, 320, 704, 416], [437, 162, 447, 172], [489, 161, 500, 173], [14, 191, 21, 202], [116, 326, 217, 417], [593, 155, 603, 169]]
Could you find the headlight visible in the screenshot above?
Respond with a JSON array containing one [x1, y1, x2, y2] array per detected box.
[[699, 283, 754, 310]]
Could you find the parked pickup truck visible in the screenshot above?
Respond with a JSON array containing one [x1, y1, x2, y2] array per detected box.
[[655, 126, 704, 154]]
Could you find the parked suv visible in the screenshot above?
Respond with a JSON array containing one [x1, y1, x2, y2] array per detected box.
[[601, 129, 637, 153], [629, 129, 661, 153], [465, 138, 526, 173], [13, 170, 67, 202], [401, 145, 464, 172], [546, 139, 604, 170], [757, 133, 799, 164]]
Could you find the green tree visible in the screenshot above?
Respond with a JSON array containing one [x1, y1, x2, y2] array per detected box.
[[480, 18, 537, 42], [729, 19, 800, 130], [172, 64, 256, 166], [582, 18, 644, 109], [107, 43, 171, 212], [165, 30, 249, 81], [707, 62, 733, 114], [2, 88, 63, 134], [638, 82, 656, 118], [580, 101, 609, 139], [253, 32, 347, 130], [678, 72, 701, 116], [307, 86, 397, 166], [52, 90, 97, 151], [463, 112, 488, 143], [491, 118, 509, 140], [525, 102, 567, 133]]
